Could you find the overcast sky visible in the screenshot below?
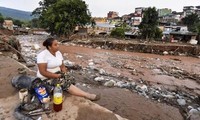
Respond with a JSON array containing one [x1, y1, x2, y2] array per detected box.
[[0, 0, 200, 17]]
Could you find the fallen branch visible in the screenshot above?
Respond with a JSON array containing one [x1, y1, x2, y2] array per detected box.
[[0, 39, 26, 63]]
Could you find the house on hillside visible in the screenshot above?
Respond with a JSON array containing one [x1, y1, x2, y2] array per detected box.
[[135, 7, 146, 15], [158, 12, 184, 26], [3, 20, 13, 30], [195, 5, 200, 17], [162, 26, 197, 43], [122, 14, 131, 23], [130, 14, 142, 27], [183, 6, 195, 16], [110, 17, 122, 26], [107, 11, 119, 19], [169, 31, 197, 42], [128, 7, 146, 27], [158, 8, 172, 17]]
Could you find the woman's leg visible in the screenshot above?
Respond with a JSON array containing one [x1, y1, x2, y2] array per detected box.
[[67, 84, 100, 101]]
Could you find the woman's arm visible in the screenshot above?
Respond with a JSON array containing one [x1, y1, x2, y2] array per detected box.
[[60, 61, 67, 73], [38, 63, 61, 79]]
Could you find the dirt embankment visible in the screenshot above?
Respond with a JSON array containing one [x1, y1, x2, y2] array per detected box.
[[68, 38, 200, 57], [0, 29, 13, 36]]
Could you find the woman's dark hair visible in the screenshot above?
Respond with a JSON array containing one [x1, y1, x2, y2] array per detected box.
[[43, 37, 55, 49]]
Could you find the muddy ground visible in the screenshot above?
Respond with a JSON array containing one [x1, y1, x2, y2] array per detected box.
[[58, 43, 200, 120], [0, 53, 127, 120], [1, 35, 200, 120]]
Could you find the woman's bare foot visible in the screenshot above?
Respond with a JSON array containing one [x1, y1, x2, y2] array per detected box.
[[85, 93, 101, 101]]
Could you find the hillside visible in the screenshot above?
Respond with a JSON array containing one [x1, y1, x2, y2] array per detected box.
[[0, 6, 33, 21]]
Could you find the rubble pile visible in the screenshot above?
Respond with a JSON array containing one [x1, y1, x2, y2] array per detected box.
[[16, 35, 49, 67], [63, 58, 200, 119]]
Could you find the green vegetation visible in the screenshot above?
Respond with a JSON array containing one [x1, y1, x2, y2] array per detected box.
[[154, 27, 163, 40], [110, 27, 125, 38], [182, 13, 200, 32], [139, 7, 162, 40], [181, 13, 200, 41], [28, 18, 40, 28], [91, 18, 96, 28], [110, 22, 131, 38], [196, 22, 200, 35], [13, 19, 23, 27], [0, 13, 4, 27], [32, 0, 91, 37]]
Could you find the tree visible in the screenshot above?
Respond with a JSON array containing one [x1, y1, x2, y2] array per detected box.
[[32, 0, 57, 17], [196, 22, 200, 35], [138, 7, 159, 40], [182, 13, 199, 32], [121, 22, 131, 32], [110, 27, 125, 38], [0, 16, 4, 24], [5, 17, 13, 20], [31, 18, 41, 28], [0, 13, 4, 27], [13, 19, 23, 27], [154, 27, 163, 40], [195, 22, 200, 42], [32, 0, 91, 37], [91, 18, 96, 28], [23, 21, 31, 28]]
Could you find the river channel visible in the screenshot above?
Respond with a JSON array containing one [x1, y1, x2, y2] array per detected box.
[[16, 35, 200, 120]]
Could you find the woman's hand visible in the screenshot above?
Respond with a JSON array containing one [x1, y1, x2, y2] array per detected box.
[[55, 74, 62, 78], [60, 61, 68, 73]]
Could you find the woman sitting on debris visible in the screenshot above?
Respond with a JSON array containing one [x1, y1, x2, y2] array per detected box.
[[36, 37, 100, 101]]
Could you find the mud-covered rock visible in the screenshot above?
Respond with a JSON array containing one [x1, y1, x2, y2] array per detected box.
[[177, 99, 186, 106], [188, 109, 200, 120], [104, 80, 116, 87]]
